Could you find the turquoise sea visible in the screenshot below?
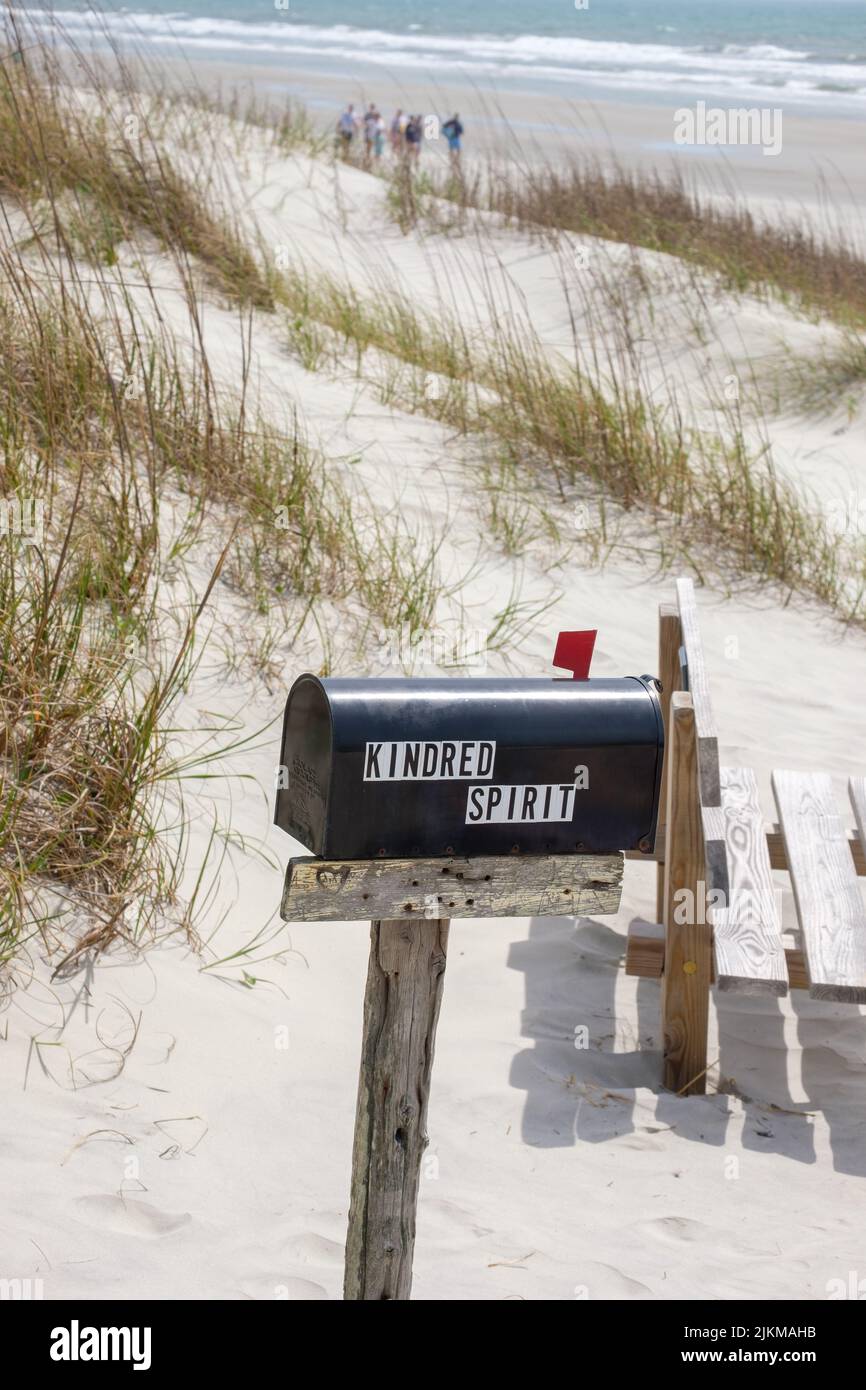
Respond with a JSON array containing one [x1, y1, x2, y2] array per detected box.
[[10, 1, 866, 113]]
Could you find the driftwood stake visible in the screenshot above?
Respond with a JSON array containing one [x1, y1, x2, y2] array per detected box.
[[344, 916, 449, 1301]]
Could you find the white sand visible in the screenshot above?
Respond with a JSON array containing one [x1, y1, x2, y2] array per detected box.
[[2, 116, 866, 1303]]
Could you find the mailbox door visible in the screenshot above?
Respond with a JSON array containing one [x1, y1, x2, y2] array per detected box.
[[275, 675, 332, 853]]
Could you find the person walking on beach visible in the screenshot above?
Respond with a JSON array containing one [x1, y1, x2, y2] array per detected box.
[[442, 112, 464, 165], [405, 113, 423, 163], [363, 103, 379, 166], [373, 109, 386, 163], [337, 103, 357, 158], [389, 108, 405, 155]]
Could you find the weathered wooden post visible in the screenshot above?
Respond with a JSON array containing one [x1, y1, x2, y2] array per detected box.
[[345, 915, 449, 1300], [274, 649, 664, 1298]]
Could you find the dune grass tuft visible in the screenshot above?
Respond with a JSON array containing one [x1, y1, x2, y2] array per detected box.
[[0, 32, 274, 307], [386, 154, 866, 331], [272, 258, 866, 623], [0, 25, 447, 967]]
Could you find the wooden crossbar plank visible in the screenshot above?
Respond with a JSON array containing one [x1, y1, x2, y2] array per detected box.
[[625, 920, 665, 978], [767, 825, 866, 876], [675, 578, 721, 808], [281, 853, 623, 923], [625, 924, 808, 990], [772, 771, 866, 1003], [628, 824, 866, 875], [712, 767, 788, 996]]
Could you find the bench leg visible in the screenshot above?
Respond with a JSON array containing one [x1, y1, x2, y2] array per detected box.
[[661, 693, 712, 1095], [344, 916, 449, 1300]]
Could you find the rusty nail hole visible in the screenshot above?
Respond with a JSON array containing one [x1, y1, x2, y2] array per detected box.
[[403, 903, 413, 911], [412, 880, 419, 887], [563, 888, 571, 895], [466, 898, 474, 906], [441, 867, 450, 875], [484, 874, 491, 881]]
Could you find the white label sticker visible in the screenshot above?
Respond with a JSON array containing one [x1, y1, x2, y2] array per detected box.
[[364, 740, 496, 781], [465, 770, 588, 825]]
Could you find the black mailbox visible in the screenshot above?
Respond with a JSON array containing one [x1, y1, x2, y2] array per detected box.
[[275, 674, 664, 859]]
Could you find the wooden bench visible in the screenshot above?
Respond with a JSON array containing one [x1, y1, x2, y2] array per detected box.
[[626, 577, 866, 1094]]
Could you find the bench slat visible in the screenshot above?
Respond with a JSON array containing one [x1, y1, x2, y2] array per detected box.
[[848, 778, 866, 857], [772, 771, 866, 1003], [675, 578, 721, 808], [713, 767, 788, 995], [675, 579, 729, 898]]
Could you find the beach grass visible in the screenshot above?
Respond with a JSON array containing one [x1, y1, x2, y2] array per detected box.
[[271, 256, 866, 623], [0, 23, 274, 307], [0, 25, 446, 964], [384, 153, 866, 331]]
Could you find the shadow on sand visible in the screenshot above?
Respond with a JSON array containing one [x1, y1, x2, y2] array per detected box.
[[507, 914, 866, 1174]]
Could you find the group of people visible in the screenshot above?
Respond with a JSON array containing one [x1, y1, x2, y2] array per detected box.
[[336, 103, 464, 166]]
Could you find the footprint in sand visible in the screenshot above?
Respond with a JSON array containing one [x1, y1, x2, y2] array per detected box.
[[271, 1277, 328, 1300], [73, 1195, 191, 1238], [636, 1214, 777, 1257], [636, 1215, 724, 1249], [579, 1261, 654, 1299], [617, 1129, 670, 1152], [284, 1232, 344, 1267]]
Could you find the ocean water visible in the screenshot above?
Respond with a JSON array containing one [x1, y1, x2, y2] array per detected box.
[[11, 1, 866, 113]]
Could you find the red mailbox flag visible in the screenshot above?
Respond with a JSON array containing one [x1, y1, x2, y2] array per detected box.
[[553, 630, 597, 680]]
